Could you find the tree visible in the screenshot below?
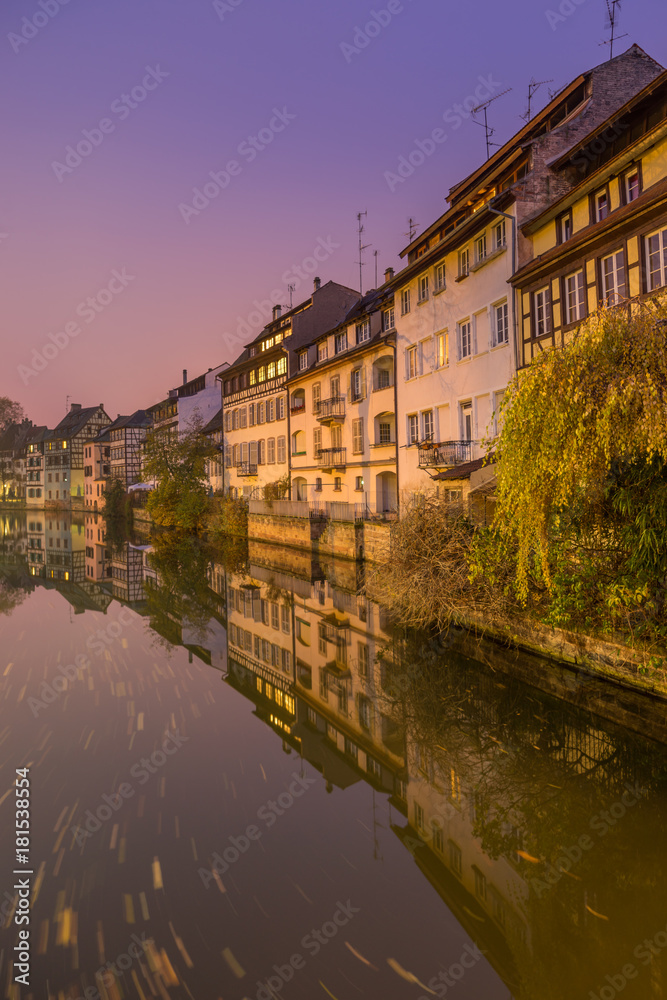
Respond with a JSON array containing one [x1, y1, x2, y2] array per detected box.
[[0, 398, 25, 435], [142, 416, 217, 533], [475, 299, 667, 641]]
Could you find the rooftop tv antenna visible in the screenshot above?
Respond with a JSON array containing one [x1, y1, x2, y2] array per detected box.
[[472, 88, 512, 159], [521, 78, 554, 122], [602, 0, 627, 60], [355, 211, 371, 295], [373, 250, 379, 288], [405, 217, 419, 242]]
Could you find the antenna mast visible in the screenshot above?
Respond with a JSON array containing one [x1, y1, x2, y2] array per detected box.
[[373, 250, 379, 289], [405, 217, 418, 242], [355, 211, 370, 295], [471, 88, 512, 159], [603, 0, 626, 60], [521, 78, 553, 122]]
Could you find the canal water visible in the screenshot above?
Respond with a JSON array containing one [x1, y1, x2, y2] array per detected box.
[[2, 509, 667, 1000]]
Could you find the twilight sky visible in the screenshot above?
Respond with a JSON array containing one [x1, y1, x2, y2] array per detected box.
[[1, 0, 666, 426]]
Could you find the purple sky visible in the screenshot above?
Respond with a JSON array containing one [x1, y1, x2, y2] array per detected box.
[[2, 0, 666, 426]]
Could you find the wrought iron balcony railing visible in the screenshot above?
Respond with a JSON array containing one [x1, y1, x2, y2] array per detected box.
[[316, 397, 346, 423], [236, 462, 258, 477], [317, 447, 347, 468], [417, 440, 474, 469]]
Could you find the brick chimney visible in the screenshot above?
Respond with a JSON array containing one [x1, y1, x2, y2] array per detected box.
[[313, 277, 321, 292], [70, 403, 81, 412], [384, 267, 395, 283], [182, 369, 188, 385]]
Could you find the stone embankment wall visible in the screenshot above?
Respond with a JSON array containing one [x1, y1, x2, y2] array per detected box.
[[247, 513, 391, 564]]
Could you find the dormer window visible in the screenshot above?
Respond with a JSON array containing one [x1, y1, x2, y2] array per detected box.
[[594, 189, 609, 223]]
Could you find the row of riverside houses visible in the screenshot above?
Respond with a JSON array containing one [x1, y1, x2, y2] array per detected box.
[[218, 44, 667, 517], [5, 45, 667, 521]]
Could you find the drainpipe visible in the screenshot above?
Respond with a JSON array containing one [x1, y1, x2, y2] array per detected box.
[[391, 336, 400, 517], [216, 374, 227, 496], [488, 205, 519, 374]]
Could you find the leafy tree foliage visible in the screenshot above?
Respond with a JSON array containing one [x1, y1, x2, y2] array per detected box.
[[0, 397, 25, 434], [475, 300, 667, 641], [143, 416, 217, 533]]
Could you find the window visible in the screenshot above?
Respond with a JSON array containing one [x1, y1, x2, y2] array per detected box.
[[564, 271, 585, 324], [382, 306, 395, 331], [258, 366, 266, 382], [414, 803, 425, 832], [298, 351, 308, 371], [315, 477, 322, 492], [355, 475, 364, 491], [318, 341, 328, 362], [408, 414, 419, 445], [356, 320, 370, 344], [271, 603, 279, 630], [459, 246, 470, 277], [494, 302, 509, 345], [474, 868, 487, 901], [378, 422, 391, 445], [475, 233, 487, 264], [460, 401, 473, 442], [376, 366, 391, 389], [646, 228, 667, 291], [418, 274, 429, 302], [458, 320, 472, 359], [624, 170, 640, 204], [601, 250, 626, 305], [335, 331, 347, 354], [352, 418, 364, 454], [267, 399, 275, 422], [448, 841, 462, 877], [312, 383, 321, 413], [493, 218, 506, 250], [277, 436, 286, 463], [281, 604, 290, 634], [432, 822, 444, 854], [400, 288, 411, 315], [338, 687, 348, 714], [334, 477, 342, 491], [434, 262, 446, 292], [557, 211, 572, 244], [436, 331, 449, 367], [594, 189, 609, 223], [267, 438, 276, 464], [277, 357, 287, 376], [330, 374, 340, 398], [239, 406, 247, 429], [257, 402, 265, 424], [351, 368, 364, 400], [406, 345, 418, 379], [534, 287, 551, 337], [422, 410, 434, 442], [267, 361, 276, 380], [358, 697, 371, 730], [313, 428, 322, 457], [249, 369, 256, 386], [277, 396, 285, 419]]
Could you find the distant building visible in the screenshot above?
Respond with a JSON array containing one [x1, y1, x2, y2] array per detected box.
[[49, 404, 111, 507], [218, 278, 359, 498]]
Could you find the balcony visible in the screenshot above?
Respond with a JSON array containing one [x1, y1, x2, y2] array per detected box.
[[418, 440, 473, 469], [317, 448, 347, 469], [316, 397, 346, 424], [236, 462, 258, 477], [290, 404, 306, 416]]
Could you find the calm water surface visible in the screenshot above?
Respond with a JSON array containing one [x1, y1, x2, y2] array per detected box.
[[1, 510, 667, 1000]]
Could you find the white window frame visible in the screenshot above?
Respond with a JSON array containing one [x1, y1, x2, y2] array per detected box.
[[356, 320, 370, 344], [564, 271, 585, 325], [418, 273, 429, 302], [317, 341, 328, 363], [459, 246, 470, 277], [407, 414, 419, 446], [434, 262, 446, 292], [534, 287, 551, 338], [475, 233, 487, 264], [406, 345, 418, 379], [298, 351, 308, 371], [400, 288, 411, 315], [458, 320, 472, 360], [601, 250, 626, 305], [625, 170, 640, 204], [595, 189, 609, 223], [493, 219, 506, 251], [646, 228, 667, 291], [493, 301, 509, 346], [382, 306, 395, 331], [422, 410, 434, 442], [436, 331, 449, 368], [335, 331, 347, 354]]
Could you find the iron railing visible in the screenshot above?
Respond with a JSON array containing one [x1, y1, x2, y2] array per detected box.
[[418, 440, 473, 468], [317, 447, 347, 468]]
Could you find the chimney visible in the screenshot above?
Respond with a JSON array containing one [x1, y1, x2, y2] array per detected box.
[[313, 277, 321, 292], [182, 369, 188, 385], [272, 304, 282, 321], [70, 403, 81, 412], [384, 267, 395, 283]]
